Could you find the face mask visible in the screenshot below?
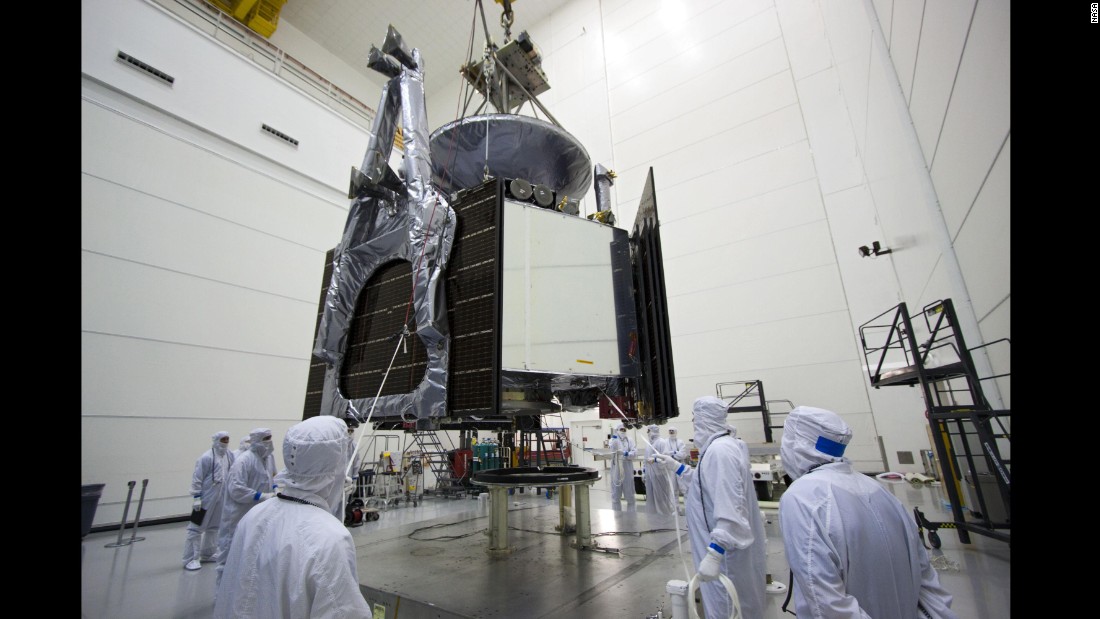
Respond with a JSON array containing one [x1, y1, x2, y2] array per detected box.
[[214, 441, 229, 454], [254, 438, 272, 456]]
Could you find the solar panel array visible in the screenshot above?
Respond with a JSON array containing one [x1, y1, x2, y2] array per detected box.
[[301, 251, 334, 418], [443, 181, 502, 415], [630, 168, 679, 420], [341, 259, 429, 399]]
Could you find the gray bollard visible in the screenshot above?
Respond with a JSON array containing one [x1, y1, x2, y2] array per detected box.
[[127, 479, 149, 543], [105, 480, 136, 548]]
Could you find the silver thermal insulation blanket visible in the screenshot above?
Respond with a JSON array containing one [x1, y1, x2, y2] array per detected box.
[[313, 45, 457, 425], [594, 163, 614, 213]]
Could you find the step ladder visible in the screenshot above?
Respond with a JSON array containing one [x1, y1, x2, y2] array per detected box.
[[514, 420, 570, 499], [859, 298, 1010, 546], [716, 380, 793, 501], [715, 380, 792, 443], [517, 425, 569, 467], [408, 430, 467, 497]]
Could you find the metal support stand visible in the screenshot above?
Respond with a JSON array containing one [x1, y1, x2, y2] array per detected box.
[[105, 480, 136, 548], [126, 479, 149, 543], [472, 466, 600, 556]]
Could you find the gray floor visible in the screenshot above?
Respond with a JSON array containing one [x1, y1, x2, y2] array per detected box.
[[81, 473, 1010, 618]]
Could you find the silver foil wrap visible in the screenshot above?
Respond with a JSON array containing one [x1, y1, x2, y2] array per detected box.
[[313, 46, 457, 426], [594, 163, 614, 213]]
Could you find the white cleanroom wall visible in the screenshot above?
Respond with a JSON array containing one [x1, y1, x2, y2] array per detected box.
[[427, 0, 1008, 472], [82, 0, 373, 526]]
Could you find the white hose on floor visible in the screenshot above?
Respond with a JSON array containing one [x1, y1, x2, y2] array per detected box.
[[663, 459, 692, 583]]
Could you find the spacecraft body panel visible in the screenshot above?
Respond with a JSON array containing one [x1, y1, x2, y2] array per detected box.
[[500, 199, 634, 377]]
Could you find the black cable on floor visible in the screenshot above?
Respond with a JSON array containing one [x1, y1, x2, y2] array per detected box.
[[406, 504, 543, 541]]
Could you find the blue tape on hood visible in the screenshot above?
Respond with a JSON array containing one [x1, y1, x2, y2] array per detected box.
[[815, 435, 847, 457]]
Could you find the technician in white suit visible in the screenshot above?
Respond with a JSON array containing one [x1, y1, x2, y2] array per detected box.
[[233, 437, 250, 459], [214, 415, 372, 618], [215, 427, 276, 588], [608, 422, 636, 511], [666, 427, 689, 464], [656, 396, 767, 619], [778, 406, 958, 618], [642, 424, 676, 515], [181, 431, 234, 571]]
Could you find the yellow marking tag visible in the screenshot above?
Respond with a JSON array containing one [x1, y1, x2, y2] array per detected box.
[[576, 359, 594, 364]]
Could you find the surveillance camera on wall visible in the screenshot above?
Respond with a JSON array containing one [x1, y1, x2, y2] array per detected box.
[[858, 241, 891, 258]]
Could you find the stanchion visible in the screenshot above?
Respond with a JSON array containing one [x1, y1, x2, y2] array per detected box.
[[127, 479, 149, 543], [105, 480, 136, 548]]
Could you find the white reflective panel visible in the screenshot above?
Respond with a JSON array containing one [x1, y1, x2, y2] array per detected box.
[[501, 200, 623, 375]]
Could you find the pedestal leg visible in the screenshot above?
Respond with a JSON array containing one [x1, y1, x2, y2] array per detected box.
[[487, 486, 512, 555], [575, 483, 592, 548], [557, 485, 574, 534]]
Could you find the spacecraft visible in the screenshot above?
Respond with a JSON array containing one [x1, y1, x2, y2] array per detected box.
[[302, 1, 677, 434]]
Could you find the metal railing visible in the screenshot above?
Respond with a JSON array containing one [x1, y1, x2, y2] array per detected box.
[[151, 0, 376, 130]]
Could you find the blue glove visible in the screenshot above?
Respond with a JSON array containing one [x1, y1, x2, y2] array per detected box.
[[698, 544, 724, 581]]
